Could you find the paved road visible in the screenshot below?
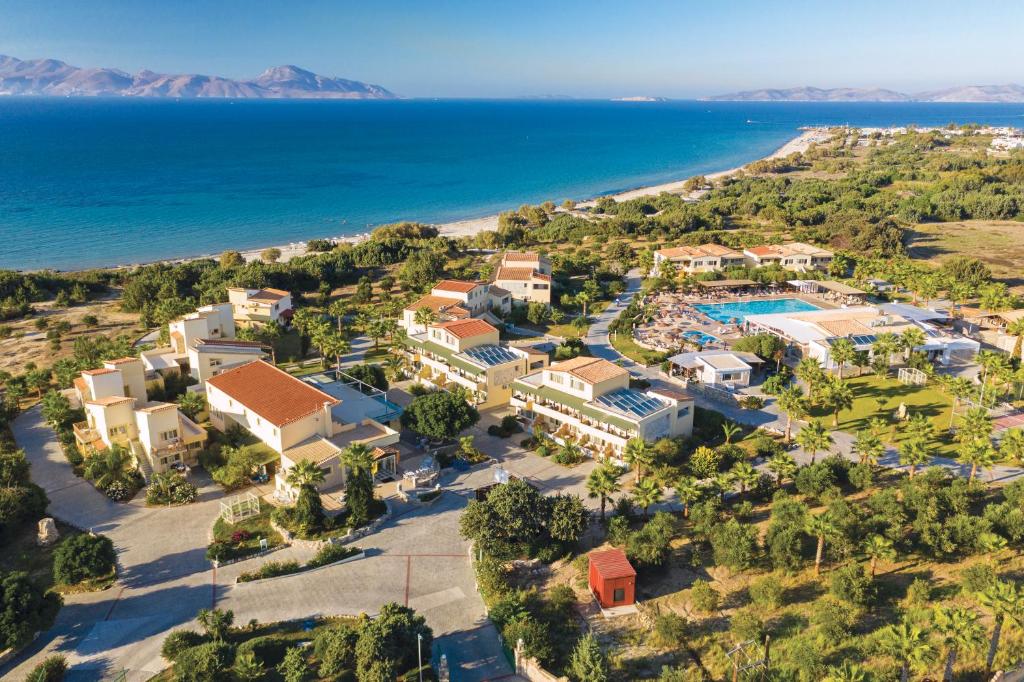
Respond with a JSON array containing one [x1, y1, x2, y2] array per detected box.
[[4, 406, 516, 682]]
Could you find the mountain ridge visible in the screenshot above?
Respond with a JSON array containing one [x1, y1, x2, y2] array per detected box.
[[0, 56, 396, 99], [703, 84, 1024, 103]]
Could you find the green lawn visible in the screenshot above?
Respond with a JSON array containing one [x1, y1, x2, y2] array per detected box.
[[0, 520, 83, 593], [208, 507, 284, 562], [609, 330, 668, 366], [808, 373, 957, 457], [361, 343, 394, 363]]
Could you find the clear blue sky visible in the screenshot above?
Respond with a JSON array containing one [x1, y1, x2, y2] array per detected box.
[[1, 0, 1021, 98]]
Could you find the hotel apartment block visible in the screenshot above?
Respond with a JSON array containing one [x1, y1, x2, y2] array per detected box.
[[652, 244, 746, 275], [492, 251, 553, 306], [226, 287, 294, 328], [72, 357, 207, 476], [510, 356, 694, 461], [404, 317, 548, 408], [742, 242, 834, 271], [401, 279, 511, 335]]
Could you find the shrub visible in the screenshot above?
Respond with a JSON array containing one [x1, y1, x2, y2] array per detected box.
[[848, 463, 873, 490], [53, 533, 116, 586], [709, 518, 759, 571], [738, 395, 765, 410], [905, 577, 932, 606], [103, 479, 136, 502], [173, 641, 235, 682], [651, 612, 689, 649], [829, 563, 873, 607], [748, 576, 784, 610], [730, 609, 765, 642], [313, 622, 360, 678], [25, 655, 68, 682], [960, 563, 997, 595], [237, 560, 301, 583], [161, 629, 209, 661], [794, 462, 839, 501], [812, 597, 854, 644], [689, 579, 720, 613], [308, 543, 359, 568]]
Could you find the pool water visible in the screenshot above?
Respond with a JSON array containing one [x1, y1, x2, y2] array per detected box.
[[694, 298, 821, 324], [683, 330, 719, 345]]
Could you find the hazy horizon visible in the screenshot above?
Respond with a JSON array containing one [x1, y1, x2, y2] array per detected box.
[[1, 0, 1023, 99]]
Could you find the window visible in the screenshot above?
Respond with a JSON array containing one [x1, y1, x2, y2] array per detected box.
[[677, 406, 690, 418], [613, 588, 625, 602], [160, 429, 179, 441], [210, 358, 222, 367], [108, 425, 127, 436], [570, 379, 584, 391]]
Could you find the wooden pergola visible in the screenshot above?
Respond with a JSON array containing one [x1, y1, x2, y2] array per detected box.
[[695, 279, 758, 291]]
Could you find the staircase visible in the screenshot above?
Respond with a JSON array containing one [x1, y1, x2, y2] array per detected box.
[[130, 440, 154, 483]]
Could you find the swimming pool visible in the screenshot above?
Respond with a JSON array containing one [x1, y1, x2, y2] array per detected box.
[[682, 330, 719, 345], [694, 298, 821, 324]]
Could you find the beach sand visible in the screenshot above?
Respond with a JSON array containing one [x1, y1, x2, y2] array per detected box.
[[220, 128, 824, 266]]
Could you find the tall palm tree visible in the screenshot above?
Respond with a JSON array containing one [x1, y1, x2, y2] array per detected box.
[[976, 350, 1010, 405], [957, 407, 993, 444], [767, 452, 797, 486], [976, 580, 1024, 673], [795, 357, 825, 398], [899, 327, 927, 361], [795, 419, 832, 465], [342, 443, 375, 478], [999, 427, 1024, 467], [805, 513, 838, 577], [413, 306, 437, 329], [933, 606, 985, 682], [947, 376, 975, 429], [285, 459, 326, 488], [876, 621, 936, 682], [1007, 318, 1024, 360], [852, 430, 884, 467], [829, 337, 856, 380], [777, 386, 808, 445], [730, 461, 760, 496], [863, 534, 896, 577], [557, 441, 583, 464], [623, 437, 652, 484], [586, 465, 621, 521], [871, 332, 899, 377], [721, 421, 741, 444], [822, 377, 854, 428], [957, 438, 998, 483], [632, 479, 662, 520], [897, 438, 930, 479], [84, 445, 134, 489], [673, 475, 703, 518]]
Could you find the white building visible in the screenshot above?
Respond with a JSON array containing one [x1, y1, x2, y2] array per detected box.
[[401, 279, 511, 335], [667, 350, 764, 388], [226, 287, 294, 328], [187, 338, 268, 383], [743, 242, 834, 271], [652, 244, 746, 275], [510, 356, 694, 461], [493, 252, 553, 306]]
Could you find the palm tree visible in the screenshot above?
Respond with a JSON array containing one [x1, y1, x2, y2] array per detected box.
[[84, 445, 134, 489], [899, 327, 927, 362], [805, 513, 838, 577], [342, 443, 375, 478], [673, 475, 703, 518], [876, 621, 936, 682], [957, 407, 993, 444], [976, 350, 1010, 405], [947, 376, 975, 429], [721, 420, 741, 444], [795, 357, 825, 397], [777, 386, 808, 444], [197, 608, 234, 642], [933, 606, 985, 682], [413, 306, 437, 329], [575, 291, 592, 317], [1007, 318, 1024, 360], [852, 430, 884, 467], [795, 419, 832, 465], [558, 441, 583, 464], [863, 534, 896, 577], [957, 438, 998, 483], [976, 580, 1023, 673], [897, 438, 930, 479], [586, 465, 621, 521], [148, 470, 181, 505], [947, 280, 974, 319], [767, 452, 797, 486], [999, 427, 1024, 467], [822, 377, 854, 428], [623, 437, 652, 483], [632, 479, 662, 519], [829, 337, 856, 380], [822, 661, 868, 682], [285, 459, 326, 488], [730, 461, 760, 496], [871, 332, 899, 376]]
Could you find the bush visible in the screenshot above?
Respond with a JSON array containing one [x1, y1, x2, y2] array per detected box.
[[651, 612, 689, 649], [25, 655, 67, 682], [162, 629, 209, 661], [748, 576, 784, 610], [794, 462, 839, 501], [237, 560, 301, 583], [308, 543, 360, 568], [730, 609, 765, 642], [829, 563, 873, 607], [738, 395, 765, 410], [313, 622, 360, 678], [0, 571, 62, 650], [812, 597, 854, 644], [173, 641, 235, 682], [53, 533, 116, 586], [709, 518, 759, 571], [146, 472, 198, 505], [690, 579, 720, 613], [848, 463, 873, 490], [960, 562, 997, 595]]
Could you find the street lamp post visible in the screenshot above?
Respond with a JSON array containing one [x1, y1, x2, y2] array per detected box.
[[417, 633, 423, 682]]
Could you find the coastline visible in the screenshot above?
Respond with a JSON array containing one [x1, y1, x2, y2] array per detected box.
[[105, 128, 826, 272]]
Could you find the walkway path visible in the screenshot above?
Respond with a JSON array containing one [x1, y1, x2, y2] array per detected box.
[[3, 406, 516, 681]]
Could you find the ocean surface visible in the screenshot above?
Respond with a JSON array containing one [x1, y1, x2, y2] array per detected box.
[[1, 98, 1022, 271]]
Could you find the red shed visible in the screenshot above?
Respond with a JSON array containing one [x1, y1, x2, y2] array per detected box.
[[588, 548, 636, 608]]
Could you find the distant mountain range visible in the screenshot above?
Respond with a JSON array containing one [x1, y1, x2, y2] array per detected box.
[[703, 85, 1024, 103], [0, 55, 395, 99]]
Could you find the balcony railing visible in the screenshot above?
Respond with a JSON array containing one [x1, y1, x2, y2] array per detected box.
[[73, 421, 101, 445]]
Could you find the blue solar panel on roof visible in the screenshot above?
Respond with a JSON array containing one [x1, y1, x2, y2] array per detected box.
[[463, 344, 519, 367], [594, 388, 666, 418]]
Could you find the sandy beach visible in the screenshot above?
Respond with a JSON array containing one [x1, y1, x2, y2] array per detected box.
[[174, 128, 826, 268]]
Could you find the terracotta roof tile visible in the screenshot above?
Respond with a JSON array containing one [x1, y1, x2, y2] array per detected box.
[[82, 368, 118, 376], [494, 266, 540, 281], [589, 548, 636, 579], [501, 251, 542, 262], [551, 357, 628, 384], [432, 280, 481, 294], [206, 360, 338, 427], [432, 318, 497, 339], [86, 396, 135, 407], [105, 357, 140, 365]]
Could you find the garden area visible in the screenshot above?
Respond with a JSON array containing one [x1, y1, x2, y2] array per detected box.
[[200, 424, 279, 491], [207, 507, 285, 563], [236, 543, 362, 583], [155, 605, 434, 682]]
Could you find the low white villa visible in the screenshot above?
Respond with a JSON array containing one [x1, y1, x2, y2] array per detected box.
[[204, 360, 399, 501], [401, 279, 511, 335], [493, 251, 553, 306], [652, 243, 746, 275], [510, 356, 694, 462], [667, 350, 764, 388], [743, 242, 834, 272], [745, 304, 980, 368], [187, 338, 268, 383], [72, 357, 207, 476], [227, 287, 294, 328]]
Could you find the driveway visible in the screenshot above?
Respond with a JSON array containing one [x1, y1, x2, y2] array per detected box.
[[4, 407, 516, 682]]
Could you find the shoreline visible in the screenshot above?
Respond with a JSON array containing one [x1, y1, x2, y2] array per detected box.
[[72, 128, 828, 273]]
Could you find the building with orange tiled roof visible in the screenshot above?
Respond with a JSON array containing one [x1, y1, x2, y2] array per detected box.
[[400, 279, 511, 334], [227, 287, 294, 327], [652, 243, 746, 275], [742, 242, 833, 271], [493, 251, 553, 307], [509, 357, 693, 461], [404, 317, 548, 408]]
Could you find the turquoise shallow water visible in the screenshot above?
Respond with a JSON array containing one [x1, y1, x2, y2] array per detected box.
[[1, 98, 1022, 270], [695, 298, 822, 324]]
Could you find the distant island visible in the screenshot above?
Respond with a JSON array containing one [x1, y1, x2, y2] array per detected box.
[[0, 55, 396, 99], [703, 84, 1024, 103], [611, 96, 669, 102]]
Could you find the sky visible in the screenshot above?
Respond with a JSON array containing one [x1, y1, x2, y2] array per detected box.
[[1, 0, 1022, 98]]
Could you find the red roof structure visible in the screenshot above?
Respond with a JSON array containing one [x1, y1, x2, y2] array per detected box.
[[589, 548, 637, 608]]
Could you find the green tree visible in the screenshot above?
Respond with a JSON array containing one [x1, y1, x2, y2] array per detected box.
[[876, 621, 936, 682], [176, 391, 206, 420], [957, 438, 998, 483], [568, 633, 608, 682], [777, 386, 807, 444], [673, 475, 703, 518], [898, 437, 931, 479], [232, 650, 264, 681], [863, 534, 896, 578], [548, 494, 588, 545], [25, 655, 68, 682], [277, 645, 308, 682], [342, 443, 376, 527], [805, 513, 839, 577], [852, 429, 884, 467], [933, 606, 985, 682], [632, 478, 663, 520], [53, 533, 116, 586], [976, 580, 1023, 673], [401, 392, 480, 441], [83, 445, 135, 490], [721, 420, 741, 444], [196, 608, 234, 642], [586, 464, 621, 521], [354, 602, 432, 682], [767, 452, 798, 486], [40, 390, 72, 428], [0, 571, 61, 650], [795, 419, 832, 465], [624, 437, 654, 483], [871, 332, 899, 377], [829, 337, 856, 380], [821, 377, 854, 428]]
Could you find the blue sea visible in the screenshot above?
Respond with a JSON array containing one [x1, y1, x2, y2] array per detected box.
[[1, 98, 1022, 271]]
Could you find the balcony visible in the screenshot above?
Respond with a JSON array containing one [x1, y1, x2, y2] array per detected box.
[[73, 421, 102, 447]]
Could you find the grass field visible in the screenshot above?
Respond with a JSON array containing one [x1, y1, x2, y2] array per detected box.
[[808, 373, 957, 457], [908, 220, 1024, 290], [610, 330, 669, 366]]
